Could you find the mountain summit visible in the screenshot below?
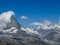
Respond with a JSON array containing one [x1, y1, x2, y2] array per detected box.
[[0, 11, 21, 34]]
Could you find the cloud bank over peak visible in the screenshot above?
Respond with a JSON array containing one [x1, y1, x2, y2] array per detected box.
[[0, 11, 15, 29], [0, 11, 15, 22]]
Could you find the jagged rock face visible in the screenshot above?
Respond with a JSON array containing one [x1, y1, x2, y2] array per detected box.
[[4, 15, 21, 30]]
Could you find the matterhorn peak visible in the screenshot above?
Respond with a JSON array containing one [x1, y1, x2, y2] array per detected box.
[[0, 11, 21, 33]]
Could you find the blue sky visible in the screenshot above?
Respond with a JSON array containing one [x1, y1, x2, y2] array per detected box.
[[0, 0, 60, 28]]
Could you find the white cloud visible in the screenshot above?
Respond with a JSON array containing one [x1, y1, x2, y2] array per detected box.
[[30, 20, 55, 30], [30, 22, 43, 26], [54, 22, 60, 29], [20, 15, 28, 19], [42, 20, 54, 29], [43, 20, 52, 26]]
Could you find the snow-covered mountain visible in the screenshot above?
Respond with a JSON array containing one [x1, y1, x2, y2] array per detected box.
[[1, 11, 60, 45], [0, 11, 21, 34], [0, 11, 49, 45]]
